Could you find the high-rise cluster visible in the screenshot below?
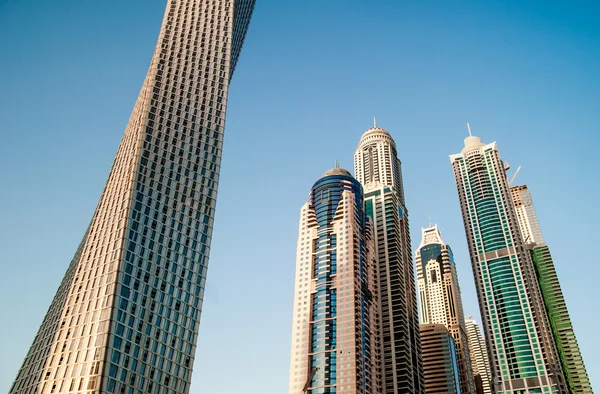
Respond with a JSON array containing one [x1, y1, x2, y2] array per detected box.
[[289, 125, 425, 394], [9, 1, 255, 393], [6, 1, 590, 391], [288, 123, 591, 394]]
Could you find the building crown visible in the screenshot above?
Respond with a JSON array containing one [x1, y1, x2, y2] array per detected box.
[[419, 225, 444, 249]]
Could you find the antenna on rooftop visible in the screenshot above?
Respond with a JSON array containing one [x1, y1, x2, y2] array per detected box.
[[374, 117, 377, 128], [467, 122, 472, 136]]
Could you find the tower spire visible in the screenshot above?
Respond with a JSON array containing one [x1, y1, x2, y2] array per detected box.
[[374, 116, 377, 128], [467, 122, 472, 137]]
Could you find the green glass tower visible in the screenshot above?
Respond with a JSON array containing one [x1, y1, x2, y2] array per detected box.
[[511, 185, 593, 393], [450, 130, 566, 394]]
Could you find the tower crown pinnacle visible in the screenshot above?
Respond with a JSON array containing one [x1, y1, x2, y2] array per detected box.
[[419, 225, 444, 248], [461, 122, 485, 153], [322, 167, 352, 178], [359, 123, 393, 145]]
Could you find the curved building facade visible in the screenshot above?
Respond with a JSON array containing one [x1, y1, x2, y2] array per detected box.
[[288, 168, 382, 394], [9, 1, 255, 393]]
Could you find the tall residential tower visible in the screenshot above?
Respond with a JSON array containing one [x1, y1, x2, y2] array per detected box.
[[465, 316, 492, 394], [416, 225, 475, 393], [354, 124, 425, 394], [511, 185, 593, 393], [10, 2, 255, 393], [450, 130, 565, 393], [288, 168, 382, 394]]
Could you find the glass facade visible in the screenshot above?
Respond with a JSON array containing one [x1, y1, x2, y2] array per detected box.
[[450, 136, 564, 394], [288, 169, 382, 394], [9, 2, 255, 394], [530, 240, 592, 393]]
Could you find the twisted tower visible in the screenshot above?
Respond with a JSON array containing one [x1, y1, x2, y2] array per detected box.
[[10, 1, 255, 393]]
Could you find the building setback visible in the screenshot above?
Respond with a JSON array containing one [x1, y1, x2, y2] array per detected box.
[[449, 130, 565, 393], [354, 124, 425, 394], [288, 167, 382, 394], [511, 185, 593, 394], [465, 316, 492, 394], [420, 324, 462, 393], [9, 1, 255, 393], [416, 225, 476, 393]]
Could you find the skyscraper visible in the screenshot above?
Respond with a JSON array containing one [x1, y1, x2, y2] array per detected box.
[[416, 225, 475, 393], [288, 167, 382, 394], [9, 2, 255, 393], [450, 129, 566, 393], [420, 324, 462, 394], [354, 124, 425, 394], [510, 186, 544, 245], [511, 185, 593, 394], [464, 316, 492, 394]]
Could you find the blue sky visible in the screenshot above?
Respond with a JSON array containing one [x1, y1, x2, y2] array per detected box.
[[0, 0, 598, 392]]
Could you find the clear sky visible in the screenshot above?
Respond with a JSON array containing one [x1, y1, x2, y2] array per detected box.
[[0, 0, 598, 392]]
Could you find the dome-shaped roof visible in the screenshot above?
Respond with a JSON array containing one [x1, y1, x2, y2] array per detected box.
[[461, 135, 485, 153], [360, 126, 391, 140], [322, 167, 352, 178]]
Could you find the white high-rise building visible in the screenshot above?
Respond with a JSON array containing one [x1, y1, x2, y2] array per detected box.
[[510, 185, 545, 245], [464, 316, 492, 394], [354, 124, 425, 394], [9, 2, 255, 393], [416, 225, 475, 393]]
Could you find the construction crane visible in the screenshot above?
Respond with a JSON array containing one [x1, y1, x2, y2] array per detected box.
[[509, 165, 522, 185], [301, 367, 319, 394]]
